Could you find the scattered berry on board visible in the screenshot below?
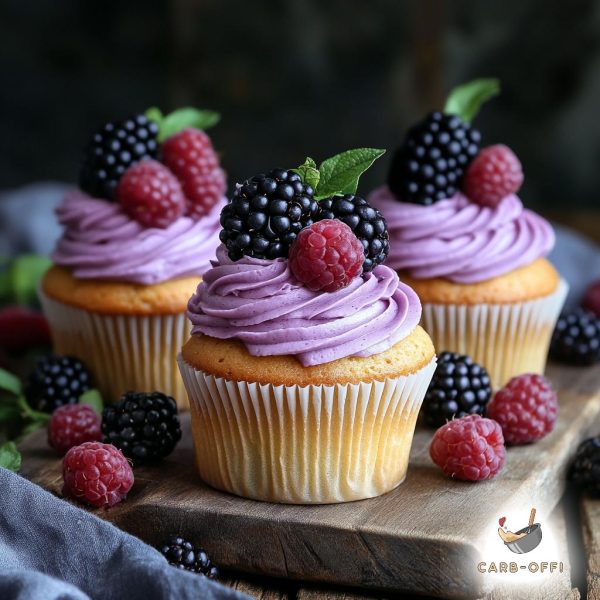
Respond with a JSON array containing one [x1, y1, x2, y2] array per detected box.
[[463, 144, 524, 208], [162, 128, 226, 219], [387, 111, 481, 205], [62, 441, 134, 508], [583, 280, 600, 317], [102, 391, 182, 463], [487, 374, 558, 445], [289, 220, 364, 292], [421, 352, 492, 427], [316, 195, 389, 272], [550, 309, 600, 365], [48, 404, 102, 455], [79, 114, 159, 200], [159, 535, 218, 578], [219, 168, 318, 261], [571, 437, 600, 496], [116, 159, 186, 229], [429, 415, 506, 482], [25, 355, 92, 413]]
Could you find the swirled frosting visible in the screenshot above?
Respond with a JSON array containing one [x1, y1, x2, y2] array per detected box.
[[369, 186, 555, 284], [187, 245, 422, 366], [52, 190, 225, 284]]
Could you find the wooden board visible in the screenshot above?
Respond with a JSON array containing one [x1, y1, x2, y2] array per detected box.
[[581, 496, 600, 599], [18, 363, 600, 599]]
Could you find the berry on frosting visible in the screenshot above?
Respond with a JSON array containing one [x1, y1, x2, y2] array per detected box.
[[430, 415, 506, 481], [116, 159, 186, 229], [219, 169, 318, 261], [79, 114, 159, 200], [161, 128, 226, 219], [316, 195, 389, 272], [289, 219, 364, 292], [487, 374, 558, 445], [463, 144, 524, 207], [388, 112, 481, 205]]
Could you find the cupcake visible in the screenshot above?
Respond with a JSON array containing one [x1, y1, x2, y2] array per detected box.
[[40, 108, 227, 408], [178, 149, 437, 504], [369, 79, 567, 388]]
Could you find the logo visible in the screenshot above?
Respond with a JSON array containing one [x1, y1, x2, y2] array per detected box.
[[497, 507, 542, 554]]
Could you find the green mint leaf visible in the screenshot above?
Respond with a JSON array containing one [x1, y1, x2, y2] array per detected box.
[[10, 255, 51, 306], [443, 78, 500, 123], [16, 396, 50, 424], [155, 108, 221, 142], [314, 148, 386, 200], [0, 369, 21, 397], [293, 157, 320, 190], [145, 106, 164, 131], [0, 402, 20, 422], [0, 441, 21, 472], [79, 388, 103, 415]]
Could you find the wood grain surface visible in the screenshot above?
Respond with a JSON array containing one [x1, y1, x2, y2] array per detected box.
[[581, 496, 600, 599], [18, 362, 600, 599]]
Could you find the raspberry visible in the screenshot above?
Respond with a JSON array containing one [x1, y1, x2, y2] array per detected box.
[[463, 144, 524, 207], [487, 374, 558, 445], [288, 220, 364, 292], [116, 159, 185, 228], [0, 307, 50, 353], [162, 128, 226, 219], [429, 415, 506, 481], [62, 441, 134, 508], [48, 404, 102, 455], [583, 280, 600, 317]]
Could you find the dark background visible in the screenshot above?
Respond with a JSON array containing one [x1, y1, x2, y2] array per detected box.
[[1, 0, 599, 238]]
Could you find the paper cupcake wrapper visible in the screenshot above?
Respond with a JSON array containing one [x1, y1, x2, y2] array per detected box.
[[39, 289, 190, 408], [178, 355, 437, 504], [420, 279, 568, 389]]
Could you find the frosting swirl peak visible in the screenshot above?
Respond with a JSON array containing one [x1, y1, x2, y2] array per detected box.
[[52, 190, 224, 285], [369, 187, 555, 284], [187, 245, 422, 366]]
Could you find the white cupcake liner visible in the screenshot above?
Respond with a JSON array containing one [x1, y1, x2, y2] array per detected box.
[[39, 288, 190, 408], [420, 279, 568, 389], [178, 354, 437, 504]]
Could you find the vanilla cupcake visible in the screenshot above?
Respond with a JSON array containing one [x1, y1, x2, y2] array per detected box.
[[369, 80, 567, 388], [178, 150, 436, 504], [40, 109, 226, 407]]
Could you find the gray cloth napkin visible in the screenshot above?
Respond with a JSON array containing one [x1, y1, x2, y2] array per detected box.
[[0, 468, 248, 600]]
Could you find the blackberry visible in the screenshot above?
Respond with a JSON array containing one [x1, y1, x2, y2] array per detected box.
[[219, 168, 318, 260], [550, 309, 600, 365], [79, 114, 159, 200], [422, 351, 492, 427], [25, 355, 92, 413], [388, 111, 481, 205], [571, 437, 600, 496], [102, 391, 182, 463], [160, 536, 218, 579], [316, 194, 389, 272]]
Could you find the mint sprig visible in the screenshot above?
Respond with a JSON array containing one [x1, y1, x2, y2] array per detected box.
[[293, 148, 385, 201], [0, 255, 51, 307], [0, 442, 21, 472], [443, 78, 500, 123], [146, 107, 221, 143]]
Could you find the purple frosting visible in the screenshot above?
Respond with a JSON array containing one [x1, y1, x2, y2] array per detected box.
[[369, 186, 555, 284], [187, 245, 422, 366], [52, 190, 225, 284]]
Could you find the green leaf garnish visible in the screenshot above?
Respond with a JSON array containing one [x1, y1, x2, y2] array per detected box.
[[443, 78, 500, 123], [0, 441, 21, 472], [5, 255, 51, 306], [146, 107, 221, 142], [293, 157, 320, 190], [79, 388, 104, 416], [16, 396, 50, 424], [310, 148, 386, 200], [0, 368, 22, 397]]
